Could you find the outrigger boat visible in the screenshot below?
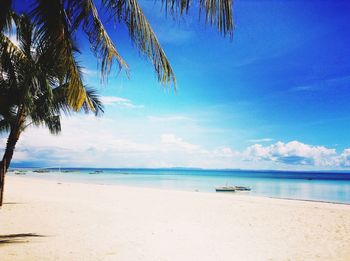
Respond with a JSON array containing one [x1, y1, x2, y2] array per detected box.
[[14, 170, 27, 175], [89, 170, 103, 174], [215, 185, 251, 192], [33, 169, 50, 173]]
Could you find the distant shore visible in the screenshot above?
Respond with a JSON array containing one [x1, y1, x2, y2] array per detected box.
[[2, 176, 350, 261]]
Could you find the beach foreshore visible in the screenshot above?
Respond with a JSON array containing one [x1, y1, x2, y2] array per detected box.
[[1, 176, 350, 261]]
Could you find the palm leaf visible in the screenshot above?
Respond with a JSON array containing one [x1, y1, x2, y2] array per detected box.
[[67, 0, 129, 80], [43, 115, 61, 134], [162, 0, 234, 37], [102, 0, 176, 86], [12, 14, 33, 57], [30, 0, 88, 110], [0, 0, 13, 33], [0, 34, 27, 61], [82, 87, 104, 116], [199, 0, 234, 37]]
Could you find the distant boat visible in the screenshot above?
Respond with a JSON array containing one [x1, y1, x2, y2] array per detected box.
[[62, 170, 80, 173], [14, 170, 27, 175], [215, 185, 251, 192], [33, 169, 50, 173], [89, 170, 103, 174]]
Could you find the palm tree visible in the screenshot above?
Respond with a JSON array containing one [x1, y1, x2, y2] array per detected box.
[[0, 14, 103, 206], [0, 0, 234, 107]]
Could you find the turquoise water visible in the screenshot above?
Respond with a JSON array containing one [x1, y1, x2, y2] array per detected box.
[[10, 168, 350, 204]]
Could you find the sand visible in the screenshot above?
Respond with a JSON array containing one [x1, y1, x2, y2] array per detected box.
[[1, 176, 350, 261]]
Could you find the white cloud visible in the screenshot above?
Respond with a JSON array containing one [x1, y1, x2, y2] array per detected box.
[[2, 114, 350, 170], [161, 134, 199, 151], [148, 115, 192, 122], [210, 147, 240, 159], [244, 141, 337, 166], [1, 116, 240, 168], [100, 96, 144, 109], [336, 149, 350, 167], [290, 75, 350, 92], [1, 115, 156, 167], [248, 138, 273, 143], [290, 85, 315, 92]]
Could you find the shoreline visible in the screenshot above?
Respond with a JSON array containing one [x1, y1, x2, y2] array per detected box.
[[9, 166, 350, 175], [9, 173, 350, 206], [267, 196, 350, 206], [2, 176, 350, 260]]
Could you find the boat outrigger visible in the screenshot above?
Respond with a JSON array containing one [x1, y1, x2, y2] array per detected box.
[[215, 185, 251, 192]]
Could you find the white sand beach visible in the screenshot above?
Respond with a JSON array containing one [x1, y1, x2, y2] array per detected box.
[[1, 176, 350, 261]]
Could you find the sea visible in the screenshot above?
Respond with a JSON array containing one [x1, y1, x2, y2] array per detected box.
[[9, 168, 350, 204]]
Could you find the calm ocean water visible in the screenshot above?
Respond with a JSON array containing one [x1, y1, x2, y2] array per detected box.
[[10, 168, 350, 204]]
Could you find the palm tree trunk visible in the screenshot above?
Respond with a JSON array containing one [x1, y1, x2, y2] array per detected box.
[[0, 108, 25, 207], [0, 159, 6, 207]]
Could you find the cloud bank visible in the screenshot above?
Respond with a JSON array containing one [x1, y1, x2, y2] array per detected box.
[[243, 141, 337, 167], [1, 115, 350, 170]]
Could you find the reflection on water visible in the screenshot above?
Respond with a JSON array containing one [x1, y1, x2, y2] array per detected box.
[[11, 169, 350, 204]]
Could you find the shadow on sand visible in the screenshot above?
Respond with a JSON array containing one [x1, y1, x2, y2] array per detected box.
[[0, 233, 45, 245]]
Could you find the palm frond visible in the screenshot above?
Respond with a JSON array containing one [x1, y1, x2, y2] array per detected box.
[[28, 84, 102, 135], [0, 0, 13, 33], [0, 80, 19, 125], [43, 115, 61, 134], [64, 55, 89, 110], [51, 83, 73, 115], [0, 118, 12, 133], [0, 34, 27, 61], [199, 0, 234, 37], [0, 34, 27, 102], [12, 14, 33, 57], [82, 87, 104, 116], [33, 81, 103, 118], [102, 0, 176, 86], [31, 0, 88, 110], [30, 115, 61, 135], [162, 0, 234, 37], [67, 0, 129, 80]]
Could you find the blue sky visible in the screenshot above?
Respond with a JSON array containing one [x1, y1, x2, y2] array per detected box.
[[5, 0, 350, 169]]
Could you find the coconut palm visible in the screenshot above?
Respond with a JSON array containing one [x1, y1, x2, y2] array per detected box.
[[0, 0, 234, 108], [0, 14, 103, 206]]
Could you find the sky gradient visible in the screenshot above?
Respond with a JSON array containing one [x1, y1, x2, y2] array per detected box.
[[3, 0, 350, 170]]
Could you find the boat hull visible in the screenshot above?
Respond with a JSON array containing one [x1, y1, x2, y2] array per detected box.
[[215, 186, 251, 192]]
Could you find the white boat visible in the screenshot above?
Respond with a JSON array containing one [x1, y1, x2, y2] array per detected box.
[[215, 185, 251, 192], [89, 170, 103, 174], [215, 186, 236, 192]]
